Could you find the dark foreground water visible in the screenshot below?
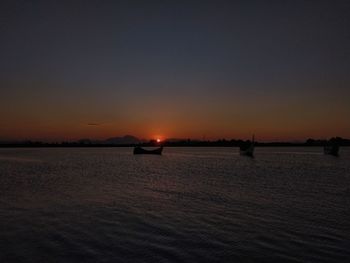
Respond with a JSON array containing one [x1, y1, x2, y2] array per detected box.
[[0, 147, 349, 262]]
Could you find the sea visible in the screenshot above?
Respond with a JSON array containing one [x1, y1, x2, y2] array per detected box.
[[0, 147, 349, 262]]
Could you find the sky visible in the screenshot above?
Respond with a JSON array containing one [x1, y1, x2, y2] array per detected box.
[[1, 0, 349, 142]]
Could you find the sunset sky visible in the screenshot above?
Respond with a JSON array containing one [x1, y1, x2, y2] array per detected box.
[[1, 0, 349, 142]]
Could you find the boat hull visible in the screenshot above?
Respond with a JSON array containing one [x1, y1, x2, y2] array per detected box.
[[324, 145, 339, 156], [133, 146, 163, 155], [239, 135, 255, 157], [239, 145, 254, 157]]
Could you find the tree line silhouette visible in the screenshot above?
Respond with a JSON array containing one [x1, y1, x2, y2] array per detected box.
[[0, 137, 349, 147]]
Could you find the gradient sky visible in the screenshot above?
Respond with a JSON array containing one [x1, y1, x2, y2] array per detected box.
[[1, 0, 349, 141]]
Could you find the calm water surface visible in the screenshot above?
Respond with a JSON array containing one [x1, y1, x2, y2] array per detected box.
[[0, 147, 349, 262]]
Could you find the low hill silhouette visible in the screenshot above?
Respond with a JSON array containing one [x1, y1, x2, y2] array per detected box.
[[105, 135, 140, 145]]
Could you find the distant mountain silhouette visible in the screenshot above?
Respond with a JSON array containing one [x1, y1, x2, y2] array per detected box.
[[105, 135, 140, 145]]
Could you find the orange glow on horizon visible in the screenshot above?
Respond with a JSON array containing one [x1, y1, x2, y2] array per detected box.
[[1, 115, 350, 142]]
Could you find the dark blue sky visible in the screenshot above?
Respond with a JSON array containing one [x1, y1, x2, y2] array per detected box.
[[1, 0, 349, 141]]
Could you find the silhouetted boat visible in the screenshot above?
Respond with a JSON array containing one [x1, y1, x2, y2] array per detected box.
[[133, 146, 163, 155], [324, 140, 339, 156], [239, 135, 255, 157]]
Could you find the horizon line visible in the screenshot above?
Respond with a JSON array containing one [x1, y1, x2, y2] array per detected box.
[[1, 136, 349, 145]]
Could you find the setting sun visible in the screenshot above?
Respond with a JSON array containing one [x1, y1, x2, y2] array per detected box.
[[156, 138, 161, 143]]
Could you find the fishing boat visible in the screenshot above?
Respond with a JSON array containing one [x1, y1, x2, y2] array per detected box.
[[133, 146, 163, 155], [239, 135, 255, 157], [324, 140, 339, 156]]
